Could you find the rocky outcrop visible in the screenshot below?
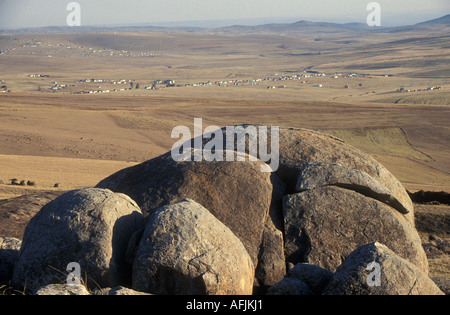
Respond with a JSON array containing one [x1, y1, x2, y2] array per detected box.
[[12, 188, 144, 293], [323, 242, 444, 295], [132, 199, 254, 295], [5, 125, 439, 295], [34, 284, 90, 296], [96, 150, 282, 287]]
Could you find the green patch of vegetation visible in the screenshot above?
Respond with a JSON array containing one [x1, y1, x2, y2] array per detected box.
[[321, 127, 433, 161]]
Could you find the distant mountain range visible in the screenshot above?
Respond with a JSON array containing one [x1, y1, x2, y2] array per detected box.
[[212, 20, 372, 34], [1, 14, 449, 35], [213, 14, 450, 34], [416, 14, 450, 25]]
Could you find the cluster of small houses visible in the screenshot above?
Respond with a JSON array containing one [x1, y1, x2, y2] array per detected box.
[[217, 72, 363, 89], [25, 71, 444, 95], [398, 86, 442, 93], [26, 71, 353, 94], [70, 79, 176, 94], [0, 36, 160, 59], [188, 72, 344, 89], [67, 72, 356, 94], [28, 74, 50, 78], [19, 39, 134, 58], [264, 72, 347, 89]]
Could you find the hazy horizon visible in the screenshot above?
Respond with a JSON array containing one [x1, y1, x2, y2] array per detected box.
[[0, 0, 449, 30]]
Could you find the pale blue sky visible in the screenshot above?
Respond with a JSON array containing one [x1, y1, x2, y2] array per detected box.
[[0, 0, 449, 29]]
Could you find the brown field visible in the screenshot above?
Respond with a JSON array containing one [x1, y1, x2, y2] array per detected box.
[[0, 25, 449, 279], [0, 28, 449, 194]]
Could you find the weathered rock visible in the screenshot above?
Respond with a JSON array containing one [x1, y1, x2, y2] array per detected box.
[[34, 284, 90, 296], [277, 128, 413, 215], [266, 278, 313, 295], [96, 150, 275, 270], [132, 199, 254, 295], [296, 162, 411, 216], [283, 186, 428, 273], [0, 237, 21, 283], [286, 263, 334, 295], [94, 286, 151, 295], [255, 224, 286, 290], [12, 188, 144, 293], [80, 124, 422, 296], [255, 174, 287, 290], [185, 125, 414, 219], [323, 242, 444, 295]]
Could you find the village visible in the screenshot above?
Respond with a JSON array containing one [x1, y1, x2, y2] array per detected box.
[[0, 36, 152, 58], [20, 70, 446, 97], [25, 71, 346, 94], [2, 35, 446, 97]]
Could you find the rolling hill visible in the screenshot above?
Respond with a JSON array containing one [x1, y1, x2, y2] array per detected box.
[[212, 20, 371, 34], [416, 14, 450, 26]]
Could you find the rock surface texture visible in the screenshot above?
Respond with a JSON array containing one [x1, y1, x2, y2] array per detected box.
[[12, 188, 144, 293], [323, 242, 444, 295], [6, 126, 440, 295], [132, 199, 254, 295], [283, 186, 428, 273], [97, 150, 282, 288]]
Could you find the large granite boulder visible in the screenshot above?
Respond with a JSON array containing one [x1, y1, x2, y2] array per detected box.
[[283, 186, 428, 273], [97, 150, 283, 286], [132, 199, 254, 295], [323, 242, 444, 295], [12, 188, 144, 293]]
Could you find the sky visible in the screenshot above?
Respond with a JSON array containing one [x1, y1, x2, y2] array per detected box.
[[0, 0, 449, 29]]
